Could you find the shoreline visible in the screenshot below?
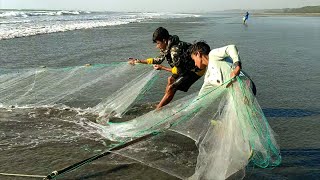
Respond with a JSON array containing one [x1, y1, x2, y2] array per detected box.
[[254, 12, 320, 17]]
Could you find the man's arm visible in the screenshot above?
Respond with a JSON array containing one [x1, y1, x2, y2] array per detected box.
[[168, 44, 186, 75], [128, 58, 154, 65], [210, 44, 241, 77], [230, 63, 241, 78], [128, 51, 167, 65], [209, 45, 242, 88], [226, 45, 241, 78], [153, 64, 172, 73]]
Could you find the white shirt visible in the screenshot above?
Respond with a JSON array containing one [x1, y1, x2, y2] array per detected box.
[[199, 45, 240, 95]]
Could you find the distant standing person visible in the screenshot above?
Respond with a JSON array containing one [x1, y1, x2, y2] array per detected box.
[[243, 12, 249, 24]]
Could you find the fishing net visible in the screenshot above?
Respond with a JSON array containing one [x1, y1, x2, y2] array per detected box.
[[0, 63, 158, 114], [0, 62, 281, 179], [85, 75, 281, 179]]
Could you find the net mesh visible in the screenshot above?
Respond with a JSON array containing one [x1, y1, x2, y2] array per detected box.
[[0, 63, 281, 179], [0, 63, 157, 110], [84, 75, 281, 179]]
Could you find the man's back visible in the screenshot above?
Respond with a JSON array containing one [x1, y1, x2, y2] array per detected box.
[[164, 35, 200, 75]]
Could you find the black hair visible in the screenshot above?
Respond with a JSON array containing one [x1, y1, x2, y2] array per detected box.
[[152, 27, 170, 43], [189, 41, 211, 55]]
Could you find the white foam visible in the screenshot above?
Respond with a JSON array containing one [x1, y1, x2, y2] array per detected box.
[[0, 11, 28, 18], [0, 20, 131, 40], [0, 10, 90, 18], [0, 11, 201, 40]]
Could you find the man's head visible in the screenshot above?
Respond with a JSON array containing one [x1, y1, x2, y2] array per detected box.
[[153, 27, 170, 51], [190, 41, 211, 69]]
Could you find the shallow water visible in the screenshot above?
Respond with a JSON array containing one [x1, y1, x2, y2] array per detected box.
[[0, 12, 320, 179]]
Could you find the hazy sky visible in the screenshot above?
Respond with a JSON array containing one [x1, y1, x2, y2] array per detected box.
[[1, 0, 319, 12]]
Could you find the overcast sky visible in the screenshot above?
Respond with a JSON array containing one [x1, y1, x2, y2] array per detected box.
[[1, 0, 319, 12]]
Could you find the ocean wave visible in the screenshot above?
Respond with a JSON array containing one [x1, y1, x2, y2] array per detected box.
[[0, 20, 132, 40], [0, 10, 91, 18], [0, 11, 201, 40]]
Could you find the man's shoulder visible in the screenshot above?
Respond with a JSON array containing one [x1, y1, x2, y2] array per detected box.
[[170, 41, 190, 52], [170, 35, 190, 46], [169, 35, 180, 44], [209, 44, 239, 62], [170, 43, 191, 58], [210, 45, 236, 53], [209, 45, 229, 59]]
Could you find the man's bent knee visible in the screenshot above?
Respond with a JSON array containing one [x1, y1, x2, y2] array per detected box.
[[167, 76, 175, 84], [166, 84, 177, 95]]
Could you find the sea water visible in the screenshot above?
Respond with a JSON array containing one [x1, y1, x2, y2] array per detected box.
[[0, 10, 319, 179]]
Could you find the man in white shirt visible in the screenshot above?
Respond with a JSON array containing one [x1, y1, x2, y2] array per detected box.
[[188, 42, 280, 180], [189, 41, 256, 96]]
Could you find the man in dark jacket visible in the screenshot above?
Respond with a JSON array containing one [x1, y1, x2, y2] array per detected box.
[[129, 27, 205, 109]]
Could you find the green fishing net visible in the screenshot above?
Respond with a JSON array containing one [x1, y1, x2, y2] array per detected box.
[[0, 63, 281, 179]]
